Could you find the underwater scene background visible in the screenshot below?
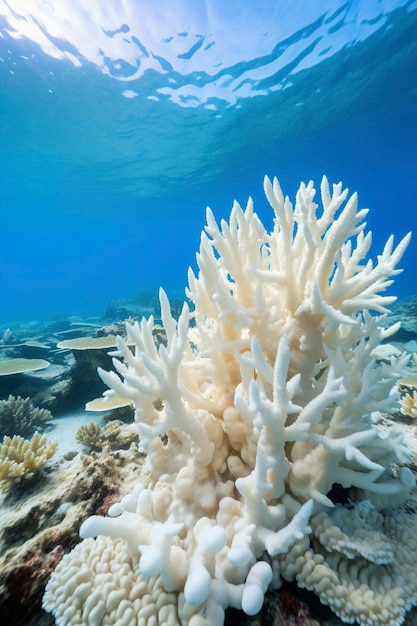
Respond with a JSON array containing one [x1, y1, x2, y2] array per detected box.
[[0, 0, 416, 324], [1, 3, 417, 626]]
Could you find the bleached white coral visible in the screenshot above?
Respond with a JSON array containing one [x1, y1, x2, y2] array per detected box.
[[43, 176, 415, 626], [43, 535, 182, 626]]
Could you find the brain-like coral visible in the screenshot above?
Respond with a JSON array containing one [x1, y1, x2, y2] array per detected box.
[[279, 500, 417, 626], [0, 394, 53, 438], [0, 432, 58, 492]]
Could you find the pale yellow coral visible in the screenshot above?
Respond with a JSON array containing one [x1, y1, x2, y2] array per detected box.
[[0, 394, 53, 437], [75, 422, 102, 450], [76, 420, 139, 451], [85, 395, 133, 412], [57, 335, 136, 350], [0, 357, 50, 376], [400, 391, 417, 418], [0, 432, 58, 492]]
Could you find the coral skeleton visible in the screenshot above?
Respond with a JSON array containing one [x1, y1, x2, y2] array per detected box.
[[43, 176, 417, 626]]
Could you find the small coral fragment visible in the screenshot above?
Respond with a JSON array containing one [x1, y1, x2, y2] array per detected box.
[[400, 391, 417, 418]]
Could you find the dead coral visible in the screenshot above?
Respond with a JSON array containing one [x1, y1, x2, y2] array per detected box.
[[76, 420, 139, 452], [0, 394, 53, 438], [0, 432, 58, 493]]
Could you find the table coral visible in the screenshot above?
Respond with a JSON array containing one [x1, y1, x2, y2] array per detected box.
[[43, 176, 417, 626], [0, 432, 57, 492], [0, 357, 50, 376]]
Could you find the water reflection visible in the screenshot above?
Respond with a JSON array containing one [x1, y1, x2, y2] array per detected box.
[[1, 0, 414, 108]]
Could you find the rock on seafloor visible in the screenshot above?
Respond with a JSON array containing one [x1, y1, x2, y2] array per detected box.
[[0, 443, 145, 625]]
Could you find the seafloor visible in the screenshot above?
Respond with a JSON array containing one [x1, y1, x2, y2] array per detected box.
[[0, 294, 417, 626]]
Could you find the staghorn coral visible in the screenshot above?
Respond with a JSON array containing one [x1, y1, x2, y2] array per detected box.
[[76, 420, 139, 451], [44, 176, 416, 626], [0, 394, 53, 438], [0, 432, 58, 492]]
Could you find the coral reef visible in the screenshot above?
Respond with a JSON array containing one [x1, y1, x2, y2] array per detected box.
[[0, 445, 144, 624], [279, 500, 417, 625], [0, 335, 70, 412], [0, 318, 136, 412], [0, 432, 58, 492], [0, 394, 53, 438], [56, 335, 118, 407], [75, 420, 139, 451], [43, 176, 416, 626]]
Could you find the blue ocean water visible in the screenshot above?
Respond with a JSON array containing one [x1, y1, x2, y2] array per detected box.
[[0, 0, 416, 324]]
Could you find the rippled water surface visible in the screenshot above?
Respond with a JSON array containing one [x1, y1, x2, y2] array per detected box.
[[0, 0, 416, 322]]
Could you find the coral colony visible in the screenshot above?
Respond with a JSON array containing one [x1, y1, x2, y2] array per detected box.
[[43, 176, 417, 626], [0, 432, 57, 492]]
